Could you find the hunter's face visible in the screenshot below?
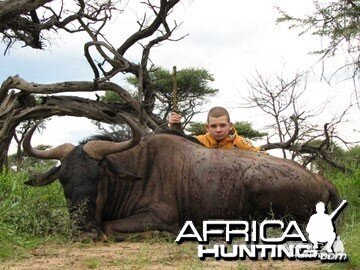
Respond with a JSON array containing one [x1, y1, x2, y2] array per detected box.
[[206, 115, 231, 141]]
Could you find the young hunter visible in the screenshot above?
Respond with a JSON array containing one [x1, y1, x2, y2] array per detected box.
[[168, 107, 260, 151]]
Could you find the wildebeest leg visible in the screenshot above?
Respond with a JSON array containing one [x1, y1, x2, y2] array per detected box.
[[103, 212, 178, 236]]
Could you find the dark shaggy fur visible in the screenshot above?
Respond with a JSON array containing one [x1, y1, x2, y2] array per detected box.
[[155, 129, 202, 145], [80, 129, 202, 146], [79, 133, 131, 145]]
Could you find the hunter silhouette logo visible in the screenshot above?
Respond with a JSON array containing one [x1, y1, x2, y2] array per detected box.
[[306, 200, 347, 254]]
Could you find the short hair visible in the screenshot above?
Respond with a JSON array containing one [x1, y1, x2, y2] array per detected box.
[[207, 107, 230, 123]]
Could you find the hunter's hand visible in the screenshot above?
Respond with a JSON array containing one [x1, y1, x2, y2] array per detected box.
[[168, 112, 181, 127]]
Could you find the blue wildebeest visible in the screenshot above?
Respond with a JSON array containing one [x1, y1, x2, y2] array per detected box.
[[23, 114, 341, 240]]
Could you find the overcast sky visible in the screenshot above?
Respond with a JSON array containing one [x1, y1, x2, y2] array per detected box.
[[1, 0, 359, 154]]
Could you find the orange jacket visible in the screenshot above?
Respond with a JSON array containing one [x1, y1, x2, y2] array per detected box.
[[195, 128, 260, 152]]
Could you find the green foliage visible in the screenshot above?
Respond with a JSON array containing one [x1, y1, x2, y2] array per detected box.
[[337, 145, 360, 167], [85, 258, 102, 269], [308, 143, 360, 172], [186, 121, 267, 140], [127, 67, 217, 99], [0, 170, 71, 261], [99, 66, 218, 130], [277, 1, 360, 76], [324, 165, 360, 268], [127, 67, 218, 122], [325, 165, 360, 222], [233, 122, 267, 140], [185, 122, 206, 136], [101, 90, 129, 105], [102, 67, 218, 108]]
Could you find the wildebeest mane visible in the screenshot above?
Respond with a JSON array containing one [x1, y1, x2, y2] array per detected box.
[[155, 129, 202, 145], [79, 133, 131, 145], [80, 129, 202, 145]]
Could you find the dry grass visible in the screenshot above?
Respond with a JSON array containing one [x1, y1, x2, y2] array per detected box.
[[0, 241, 339, 270]]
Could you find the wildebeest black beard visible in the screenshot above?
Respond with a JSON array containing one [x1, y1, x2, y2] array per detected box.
[[58, 146, 103, 234]]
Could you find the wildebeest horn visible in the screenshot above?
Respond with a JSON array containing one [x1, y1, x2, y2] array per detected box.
[[83, 113, 142, 160], [23, 124, 75, 161]]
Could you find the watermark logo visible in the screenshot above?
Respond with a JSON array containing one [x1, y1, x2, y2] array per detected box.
[[175, 200, 348, 262]]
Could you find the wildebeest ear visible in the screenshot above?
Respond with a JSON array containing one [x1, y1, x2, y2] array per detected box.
[[115, 172, 142, 182], [102, 159, 142, 182], [24, 166, 60, 186], [109, 168, 142, 182]]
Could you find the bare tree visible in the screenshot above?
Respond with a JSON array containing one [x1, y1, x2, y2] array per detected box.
[[0, 0, 183, 171], [0, 0, 120, 53], [245, 71, 307, 159], [243, 70, 357, 172]]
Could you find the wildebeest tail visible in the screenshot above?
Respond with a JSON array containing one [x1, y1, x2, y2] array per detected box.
[[328, 182, 341, 212], [326, 179, 345, 231]]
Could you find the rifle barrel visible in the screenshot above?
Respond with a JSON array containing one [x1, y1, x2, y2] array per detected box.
[[330, 200, 347, 220]]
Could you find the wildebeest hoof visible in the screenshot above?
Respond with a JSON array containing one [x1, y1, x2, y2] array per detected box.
[[95, 233, 108, 242]]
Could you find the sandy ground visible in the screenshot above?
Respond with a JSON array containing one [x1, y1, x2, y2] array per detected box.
[[1, 241, 338, 270]]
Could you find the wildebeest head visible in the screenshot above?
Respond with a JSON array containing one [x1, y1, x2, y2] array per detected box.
[[22, 114, 142, 237]]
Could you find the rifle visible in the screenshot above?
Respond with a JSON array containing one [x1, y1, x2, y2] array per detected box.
[[171, 66, 182, 131], [330, 200, 347, 220]]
